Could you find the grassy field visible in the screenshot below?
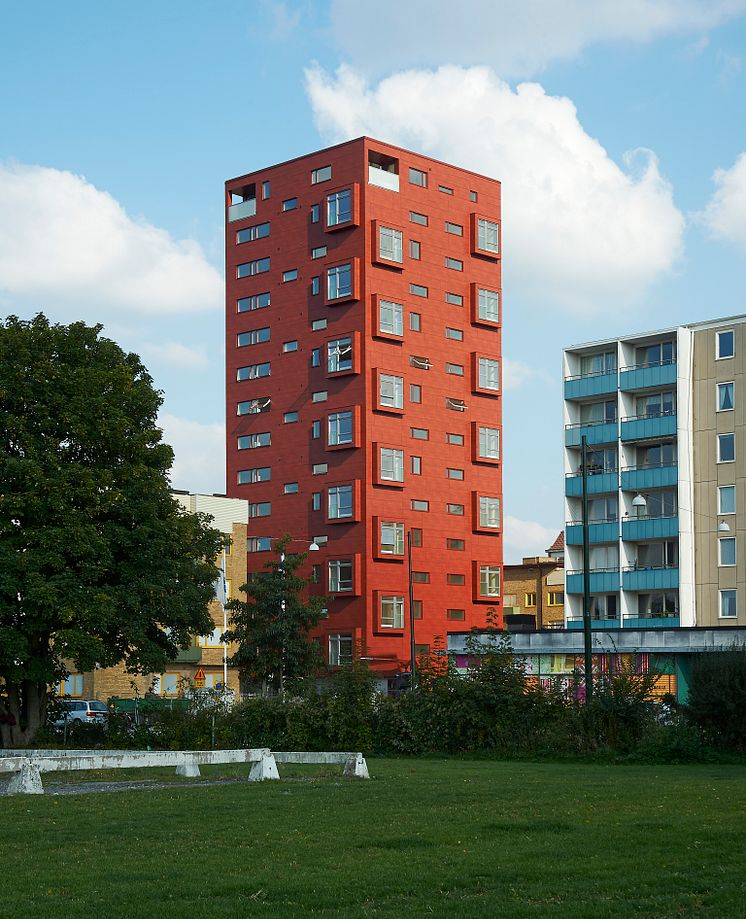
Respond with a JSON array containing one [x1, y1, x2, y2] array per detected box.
[[2, 758, 745, 918]]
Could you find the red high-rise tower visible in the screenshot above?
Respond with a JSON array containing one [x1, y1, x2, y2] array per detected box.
[[225, 137, 502, 680]]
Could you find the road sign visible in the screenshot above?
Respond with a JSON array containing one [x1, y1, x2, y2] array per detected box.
[[194, 666, 205, 688]]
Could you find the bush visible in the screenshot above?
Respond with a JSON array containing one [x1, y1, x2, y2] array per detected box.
[[685, 647, 746, 751]]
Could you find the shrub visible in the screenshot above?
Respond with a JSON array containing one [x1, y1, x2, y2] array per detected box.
[[685, 647, 746, 751]]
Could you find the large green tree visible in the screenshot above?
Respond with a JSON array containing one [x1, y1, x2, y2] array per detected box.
[[0, 314, 222, 747], [224, 537, 325, 697]]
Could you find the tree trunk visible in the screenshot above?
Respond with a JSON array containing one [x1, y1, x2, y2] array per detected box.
[[0, 680, 48, 748]]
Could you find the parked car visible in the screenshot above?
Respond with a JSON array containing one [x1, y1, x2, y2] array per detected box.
[[50, 700, 109, 728]]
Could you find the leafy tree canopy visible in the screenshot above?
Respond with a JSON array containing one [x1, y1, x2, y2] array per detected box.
[[0, 314, 222, 746]]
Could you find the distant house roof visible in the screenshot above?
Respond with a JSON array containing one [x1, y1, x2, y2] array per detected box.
[[547, 531, 564, 553]]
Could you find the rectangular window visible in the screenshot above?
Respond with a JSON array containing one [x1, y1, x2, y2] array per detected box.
[[248, 537, 272, 552], [447, 398, 466, 412], [525, 592, 537, 607], [409, 283, 428, 298], [378, 298, 403, 336], [409, 211, 428, 226], [719, 485, 736, 515], [410, 499, 429, 511], [446, 468, 464, 480], [447, 573, 465, 585], [312, 463, 328, 475], [479, 496, 501, 528], [328, 485, 353, 519], [379, 226, 404, 263], [311, 246, 327, 259], [237, 432, 270, 450], [719, 537, 736, 567], [283, 340, 298, 353], [477, 288, 499, 323], [717, 382, 735, 412], [312, 349, 321, 367], [312, 420, 321, 439], [413, 603, 424, 622], [328, 410, 353, 446], [283, 269, 298, 282], [717, 329, 735, 359], [438, 185, 454, 195], [327, 263, 353, 299], [284, 483, 298, 494], [470, 190, 478, 202], [237, 467, 271, 484], [445, 257, 463, 271], [282, 197, 297, 211], [410, 355, 431, 371], [445, 328, 464, 341], [380, 595, 404, 629], [236, 222, 270, 244], [329, 559, 353, 592], [477, 218, 499, 254], [548, 591, 564, 606], [327, 188, 352, 226], [447, 503, 464, 515], [410, 528, 422, 547], [327, 336, 353, 373], [410, 427, 429, 440], [410, 383, 422, 403], [445, 222, 463, 236], [478, 426, 500, 460], [409, 167, 427, 187], [237, 397, 270, 416], [411, 456, 422, 475], [380, 447, 404, 482], [719, 589, 737, 618], [311, 276, 320, 295], [447, 433, 464, 445], [237, 327, 270, 347], [718, 433, 735, 463], [312, 165, 332, 184], [262, 180, 270, 200], [312, 391, 328, 403], [312, 318, 327, 331], [312, 492, 321, 511], [248, 502, 271, 518], [379, 373, 404, 409], [311, 204, 320, 223], [445, 292, 464, 306], [237, 292, 271, 313], [380, 521, 405, 556], [237, 363, 271, 381], [412, 571, 430, 584], [446, 362, 464, 375], [409, 240, 421, 260], [237, 257, 270, 278], [329, 634, 353, 666], [478, 357, 500, 391], [447, 609, 465, 620], [479, 565, 501, 597], [447, 538, 465, 550]]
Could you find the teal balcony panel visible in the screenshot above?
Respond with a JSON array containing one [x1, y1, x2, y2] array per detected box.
[[622, 616, 680, 629], [565, 471, 618, 497], [564, 372, 618, 401], [622, 516, 678, 541], [619, 362, 677, 391], [566, 521, 620, 545], [565, 422, 618, 448], [567, 618, 621, 630], [621, 464, 678, 491], [622, 567, 679, 591], [620, 414, 677, 441], [566, 570, 620, 594]]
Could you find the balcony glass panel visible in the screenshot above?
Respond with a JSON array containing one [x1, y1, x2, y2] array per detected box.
[[564, 372, 618, 400], [565, 471, 618, 497], [368, 166, 400, 191], [622, 515, 678, 541], [620, 414, 677, 441], [620, 361, 677, 391], [566, 618, 621, 630], [228, 199, 257, 222], [565, 422, 618, 447], [565, 521, 620, 545], [621, 463, 678, 491], [622, 616, 680, 629], [566, 570, 620, 594], [622, 567, 679, 591]]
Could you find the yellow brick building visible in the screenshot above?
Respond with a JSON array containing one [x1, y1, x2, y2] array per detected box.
[[503, 533, 565, 629]]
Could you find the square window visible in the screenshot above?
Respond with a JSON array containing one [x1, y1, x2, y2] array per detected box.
[[283, 269, 298, 282], [409, 240, 421, 260], [409, 167, 427, 187], [410, 383, 422, 403], [445, 292, 464, 306], [717, 382, 734, 412], [446, 327, 463, 341], [718, 433, 735, 463], [525, 592, 537, 607], [378, 298, 403, 336], [380, 447, 404, 482], [719, 485, 736, 515], [719, 537, 736, 567], [282, 197, 297, 211], [716, 330, 735, 359], [411, 455, 422, 475], [719, 589, 737, 618]]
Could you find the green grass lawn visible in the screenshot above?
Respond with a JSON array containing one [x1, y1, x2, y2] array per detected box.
[[2, 758, 745, 918]]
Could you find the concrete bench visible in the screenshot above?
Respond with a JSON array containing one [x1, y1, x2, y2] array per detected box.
[[0, 748, 369, 795]]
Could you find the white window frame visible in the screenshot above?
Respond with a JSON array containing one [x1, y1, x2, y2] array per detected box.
[[380, 595, 404, 629], [718, 485, 736, 515], [328, 485, 353, 519], [478, 426, 500, 460], [380, 521, 405, 556], [479, 565, 501, 598], [717, 381, 735, 412], [719, 589, 737, 618], [478, 357, 500, 391], [379, 299, 403, 336], [477, 288, 499, 323], [378, 226, 403, 263], [312, 165, 332, 184], [329, 634, 353, 666], [716, 329, 735, 360], [379, 373, 404, 409], [327, 188, 352, 226], [328, 410, 353, 446], [479, 496, 501, 529], [327, 337, 353, 374], [717, 432, 735, 463], [327, 263, 353, 300], [328, 559, 353, 593], [477, 218, 499, 254], [719, 537, 736, 567], [380, 447, 404, 482]]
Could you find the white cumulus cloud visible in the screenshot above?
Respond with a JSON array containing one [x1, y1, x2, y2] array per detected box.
[[329, 0, 746, 78], [0, 163, 222, 318], [159, 413, 225, 495], [142, 341, 211, 369], [504, 515, 559, 564], [306, 64, 684, 313], [700, 152, 746, 249]]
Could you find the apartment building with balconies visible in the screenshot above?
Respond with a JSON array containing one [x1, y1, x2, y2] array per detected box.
[[563, 315, 746, 630]]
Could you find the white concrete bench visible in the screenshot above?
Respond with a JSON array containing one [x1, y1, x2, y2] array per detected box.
[[0, 748, 369, 795]]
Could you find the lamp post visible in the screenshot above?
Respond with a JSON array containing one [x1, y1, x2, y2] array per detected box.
[[277, 537, 319, 699]]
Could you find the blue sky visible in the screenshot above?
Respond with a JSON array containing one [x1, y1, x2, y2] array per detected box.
[[1, 1, 745, 561]]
